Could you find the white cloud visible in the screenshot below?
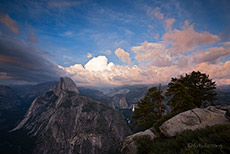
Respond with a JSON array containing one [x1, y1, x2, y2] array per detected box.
[[222, 41, 230, 47], [165, 18, 175, 30], [192, 47, 230, 64], [147, 7, 164, 19], [114, 48, 132, 64], [163, 21, 220, 55], [131, 41, 173, 67], [60, 54, 230, 86], [194, 61, 230, 85], [59, 55, 179, 86], [84, 56, 113, 72], [87, 53, 93, 58], [57, 19, 229, 86]]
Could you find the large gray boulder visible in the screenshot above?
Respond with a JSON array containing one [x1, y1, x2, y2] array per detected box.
[[121, 128, 156, 154], [159, 106, 230, 137]]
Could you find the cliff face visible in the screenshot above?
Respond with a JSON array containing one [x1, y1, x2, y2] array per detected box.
[[110, 94, 129, 109], [13, 77, 131, 154], [0, 85, 24, 131], [0, 85, 22, 110]]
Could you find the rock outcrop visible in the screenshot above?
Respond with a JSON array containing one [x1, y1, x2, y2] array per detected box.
[[12, 77, 131, 154], [121, 128, 156, 154], [21, 81, 57, 107], [159, 106, 230, 137], [53, 77, 79, 96], [111, 94, 129, 109]]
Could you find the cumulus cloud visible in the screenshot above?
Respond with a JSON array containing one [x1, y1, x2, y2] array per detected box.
[[115, 48, 132, 64], [147, 7, 164, 19], [192, 47, 230, 64], [60, 56, 140, 86], [55, 17, 229, 86], [87, 53, 93, 58], [59, 55, 181, 86], [194, 61, 230, 85], [163, 21, 220, 55], [132, 41, 164, 61], [59, 53, 230, 86], [131, 41, 173, 67], [0, 12, 19, 34], [165, 18, 175, 30], [222, 41, 230, 47], [0, 36, 61, 84], [84, 56, 113, 72]]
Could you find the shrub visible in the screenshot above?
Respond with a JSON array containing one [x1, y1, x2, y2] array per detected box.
[[134, 124, 230, 154]]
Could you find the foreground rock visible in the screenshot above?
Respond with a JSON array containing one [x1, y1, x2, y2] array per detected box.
[[159, 106, 230, 137], [12, 77, 131, 154], [121, 128, 156, 154]]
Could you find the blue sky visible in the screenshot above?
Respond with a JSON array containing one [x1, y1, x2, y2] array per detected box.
[[0, 0, 230, 86]]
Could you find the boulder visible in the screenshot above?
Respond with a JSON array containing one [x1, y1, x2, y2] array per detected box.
[[121, 128, 156, 154], [159, 106, 230, 137]]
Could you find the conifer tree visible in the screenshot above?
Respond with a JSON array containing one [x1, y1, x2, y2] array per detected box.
[[132, 84, 165, 131], [166, 71, 217, 113]]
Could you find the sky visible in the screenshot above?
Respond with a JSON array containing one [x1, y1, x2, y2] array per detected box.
[[0, 0, 230, 86]]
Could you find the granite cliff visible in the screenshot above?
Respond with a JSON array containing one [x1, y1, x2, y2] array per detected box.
[[13, 77, 131, 154]]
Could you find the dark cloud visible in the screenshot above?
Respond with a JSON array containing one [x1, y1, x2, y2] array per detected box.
[[0, 36, 62, 84]]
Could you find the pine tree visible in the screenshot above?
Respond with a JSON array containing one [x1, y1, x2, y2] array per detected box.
[[132, 84, 165, 131], [166, 71, 217, 113]]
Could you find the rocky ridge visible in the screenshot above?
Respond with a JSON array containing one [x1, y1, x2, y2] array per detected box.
[[122, 106, 230, 154], [12, 77, 131, 154], [159, 106, 230, 137]]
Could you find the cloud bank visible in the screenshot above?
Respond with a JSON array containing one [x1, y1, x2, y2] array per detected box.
[[0, 36, 62, 85], [59, 19, 230, 86]]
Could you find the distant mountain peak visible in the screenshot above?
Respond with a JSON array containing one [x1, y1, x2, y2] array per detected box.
[[53, 77, 79, 96], [10, 77, 131, 154]]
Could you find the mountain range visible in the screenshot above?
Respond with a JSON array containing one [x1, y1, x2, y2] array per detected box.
[[0, 78, 230, 153]]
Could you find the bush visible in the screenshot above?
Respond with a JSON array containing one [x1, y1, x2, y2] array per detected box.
[[134, 124, 230, 154], [134, 135, 155, 154]]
